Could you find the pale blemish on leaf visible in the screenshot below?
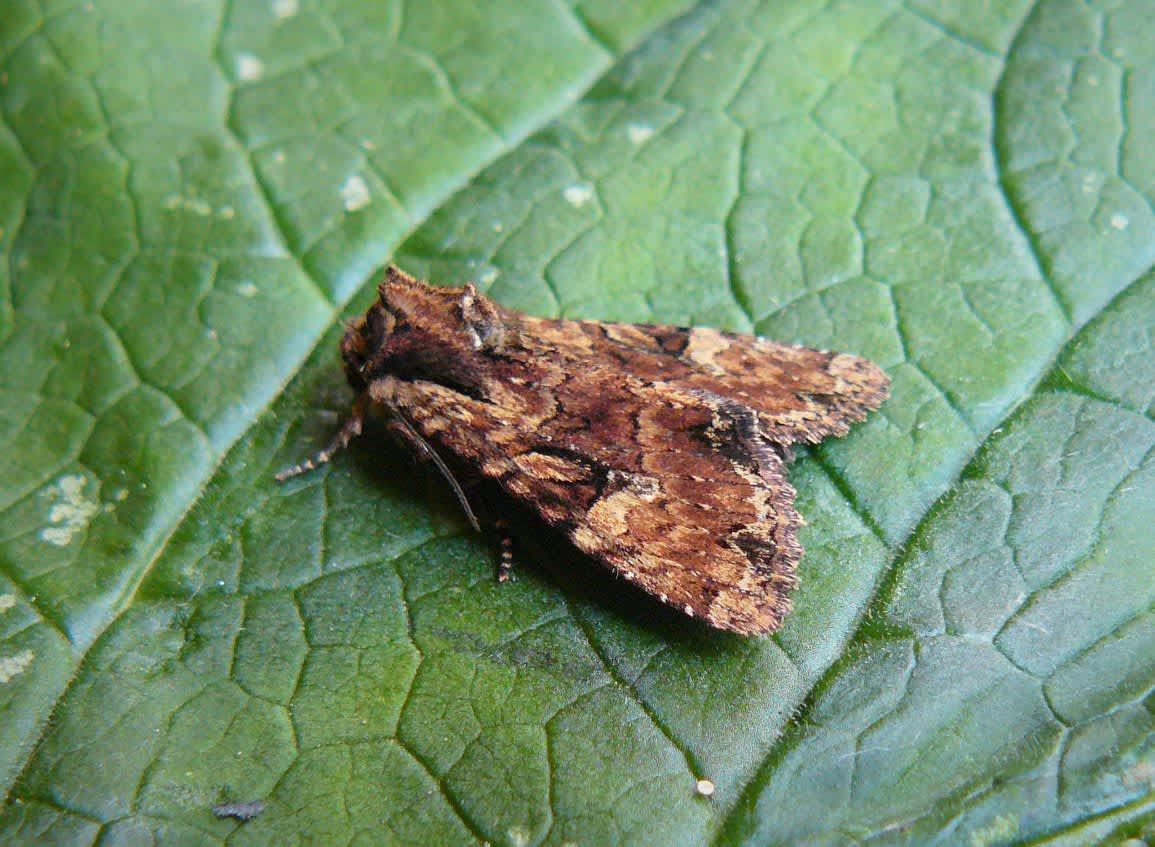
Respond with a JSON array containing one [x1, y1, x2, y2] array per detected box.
[[341, 175, 371, 212], [163, 194, 213, 216], [0, 594, 15, 613], [968, 814, 1018, 847], [0, 650, 34, 684], [237, 281, 259, 298], [237, 53, 265, 81], [39, 474, 100, 547], [628, 123, 654, 144], [563, 183, 594, 207], [272, 0, 298, 20], [1121, 756, 1155, 788]]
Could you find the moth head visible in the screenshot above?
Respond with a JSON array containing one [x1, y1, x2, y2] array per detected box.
[[340, 302, 395, 391], [342, 266, 508, 397], [379, 265, 507, 349]]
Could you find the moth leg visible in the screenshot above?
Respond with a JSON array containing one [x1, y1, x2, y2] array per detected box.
[[463, 485, 518, 583], [275, 394, 368, 481], [494, 518, 515, 583], [387, 414, 483, 533]]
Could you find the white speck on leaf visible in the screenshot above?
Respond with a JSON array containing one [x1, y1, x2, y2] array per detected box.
[[341, 175, 371, 211], [237, 53, 264, 81], [0, 594, 16, 613], [163, 194, 213, 216], [272, 0, 298, 20], [40, 474, 100, 547], [0, 650, 34, 683], [628, 123, 654, 144], [564, 183, 594, 207], [696, 778, 715, 796], [237, 281, 259, 298], [968, 813, 1018, 847], [1122, 756, 1155, 788], [1111, 213, 1129, 230]]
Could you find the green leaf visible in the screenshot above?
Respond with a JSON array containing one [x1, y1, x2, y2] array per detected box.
[[2, 1, 1152, 845]]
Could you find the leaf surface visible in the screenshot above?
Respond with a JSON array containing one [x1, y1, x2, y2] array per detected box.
[[1, 1, 1152, 845]]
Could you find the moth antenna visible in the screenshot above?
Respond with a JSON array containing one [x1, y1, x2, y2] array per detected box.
[[275, 395, 368, 481], [389, 413, 482, 533]]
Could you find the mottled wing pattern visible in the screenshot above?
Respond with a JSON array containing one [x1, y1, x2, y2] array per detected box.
[[375, 370, 800, 635], [302, 269, 893, 635], [512, 315, 890, 445]]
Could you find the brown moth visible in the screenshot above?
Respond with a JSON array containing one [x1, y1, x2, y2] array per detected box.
[[280, 266, 889, 635]]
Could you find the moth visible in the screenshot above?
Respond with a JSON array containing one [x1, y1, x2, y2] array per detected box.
[[280, 266, 889, 635]]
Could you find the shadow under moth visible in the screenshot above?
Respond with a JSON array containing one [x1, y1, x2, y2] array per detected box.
[[280, 266, 889, 635]]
